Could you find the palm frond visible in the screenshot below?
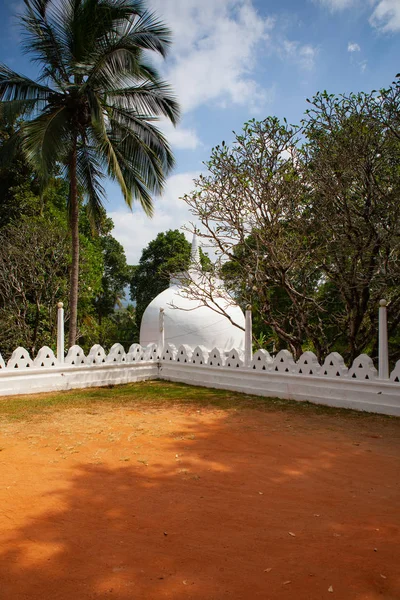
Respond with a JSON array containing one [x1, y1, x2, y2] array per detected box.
[[76, 143, 106, 230], [22, 0, 71, 84], [107, 80, 180, 125], [95, 8, 172, 62], [23, 0, 52, 17], [121, 169, 154, 216], [99, 102, 175, 213], [100, 134, 155, 216], [81, 8, 172, 91], [89, 94, 131, 205], [21, 105, 72, 180], [0, 98, 42, 123], [66, 0, 144, 65], [81, 47, 141, 88], [107, 104, 172, 150], [0, 64, 54, 102], [106, 104, 175, 175], [112, 130, 164, 195], [88, 119, 156, 216], [133, 60, 159, 83], [121, 9, 173, 57]]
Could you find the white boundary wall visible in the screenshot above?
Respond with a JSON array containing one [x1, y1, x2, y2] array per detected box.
[[159, 344, 400, 416], [159, 362, 400, 416], [0, 342, 400, 416], [0, 362, 158, 396], [0, 344, 159, 396]]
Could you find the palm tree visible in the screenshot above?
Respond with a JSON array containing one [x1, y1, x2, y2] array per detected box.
[[0, 0, 180, 346]]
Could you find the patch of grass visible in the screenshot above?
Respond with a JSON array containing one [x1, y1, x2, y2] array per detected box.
[[0, 380, 396, 423]]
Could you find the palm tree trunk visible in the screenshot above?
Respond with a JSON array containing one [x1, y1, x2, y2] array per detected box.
[[68, 138, 79, 348]]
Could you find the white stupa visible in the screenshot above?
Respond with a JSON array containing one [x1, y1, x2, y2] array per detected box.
[[140, 234, 245, 351]]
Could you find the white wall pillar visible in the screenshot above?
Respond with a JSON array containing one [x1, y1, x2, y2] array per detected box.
[[158, 308, 165, 358], [57, 302, 65, 364], [244, 309, 253, 368], [378, 299, 389, 380]]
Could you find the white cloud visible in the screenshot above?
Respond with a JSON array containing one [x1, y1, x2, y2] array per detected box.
[[313, 0, 357, 10], [148, 0, 274, 113], [109, 172, 201, 264], [315, 0, 400, 33], [167, 127, 201, 150], [159, 120, 202, 150], [348, 42, 361, 51], [281, 40, 318, 70], [370, 0, 400, 33]]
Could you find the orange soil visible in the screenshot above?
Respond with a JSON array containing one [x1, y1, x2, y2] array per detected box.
[[0, 402, 399, 600]]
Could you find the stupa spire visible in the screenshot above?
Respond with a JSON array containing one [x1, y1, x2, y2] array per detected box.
[[190, 232, 200, 266]]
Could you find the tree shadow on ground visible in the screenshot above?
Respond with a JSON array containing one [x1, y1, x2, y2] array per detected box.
[[0, 407, 399, 599]]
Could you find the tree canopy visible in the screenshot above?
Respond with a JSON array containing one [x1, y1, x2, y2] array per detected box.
[[0, 118, 135, 357], [182, 81, 400, 363], [0, 0, 180, 345]]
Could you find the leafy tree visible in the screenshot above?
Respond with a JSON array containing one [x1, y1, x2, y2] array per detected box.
[[0, 217, 69, 357], [182, 82, 400, 363], [183, 118, 325, 359], [0, 121, 41, 228], [108, 304, 138, 347], [98, 236, 132, 315], [130, 229, 210, 331], [0, 123, 133, 356], [81, 305, 138, 351], [302, 88, 400, 361], [0, 193, 109, 359], [93, 235, 133, 345], [0, 0, 180, 346]]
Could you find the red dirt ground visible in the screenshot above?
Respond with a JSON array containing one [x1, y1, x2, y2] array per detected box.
[[0, 402, 399, 599]]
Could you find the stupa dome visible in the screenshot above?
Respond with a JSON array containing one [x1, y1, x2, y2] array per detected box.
[[140, 235, 245, 351]]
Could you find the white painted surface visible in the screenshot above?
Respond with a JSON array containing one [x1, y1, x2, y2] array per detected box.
[[140, 232, 245, 351], [158, 308, 165, 357], [140, 284, 245, 350], [0, 361, 158, 396], [57, 302, 64, 364], [159, 362, 400, 417], [244, 309, 252, 368], [379, 299, 389, 380], [0, 342, 399, 417]]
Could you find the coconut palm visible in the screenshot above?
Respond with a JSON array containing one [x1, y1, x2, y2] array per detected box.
[[0, 0, 180, 346]]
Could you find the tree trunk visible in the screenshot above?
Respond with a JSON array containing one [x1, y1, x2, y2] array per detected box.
[[68, 138, 79, 348]]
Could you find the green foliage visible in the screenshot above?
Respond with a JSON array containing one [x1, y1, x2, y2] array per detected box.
[[0, 121, 40, 228], [184, 80, 400, 363], [130, 229, 191, 330], [80, 305, 138, 352], [94, 236, 133, 320], [0, 0, 180, 345], [0, 0, 179, 220], [0, 216, 69, 357], [80, 235, 135, 350], [0, 117, 134, 357], [302, 87, 400, 361]]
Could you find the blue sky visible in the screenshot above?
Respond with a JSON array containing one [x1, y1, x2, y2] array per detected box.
[[1, 0, 399, 263]]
